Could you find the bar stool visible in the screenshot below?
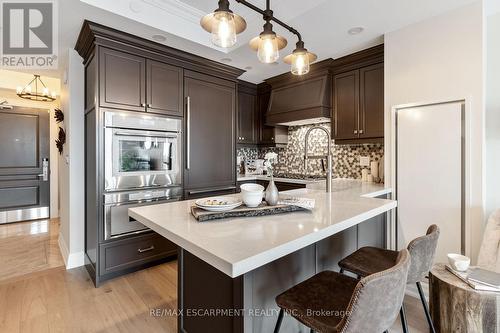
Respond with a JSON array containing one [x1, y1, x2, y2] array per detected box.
[[273, 249, 410, 333], [338, 225, 440, 333]]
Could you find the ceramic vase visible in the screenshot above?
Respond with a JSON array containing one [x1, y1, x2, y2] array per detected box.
[[265, 176, 279, 206]]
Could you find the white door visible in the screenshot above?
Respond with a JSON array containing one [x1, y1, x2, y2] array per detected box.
[[396, 102, 463, 263]]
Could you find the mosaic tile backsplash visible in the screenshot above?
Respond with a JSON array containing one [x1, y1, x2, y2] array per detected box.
[[237, 122, 384, 180]]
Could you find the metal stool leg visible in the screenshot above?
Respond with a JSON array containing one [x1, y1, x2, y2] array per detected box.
[[416, 282, 436, 333], [274, 309, 284, 333], [400, 305, 409, 333]]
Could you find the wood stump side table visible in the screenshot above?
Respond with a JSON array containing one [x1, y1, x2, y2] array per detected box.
[[429, 264, 500, 332]]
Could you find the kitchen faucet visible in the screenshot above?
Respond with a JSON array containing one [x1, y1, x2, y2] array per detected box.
[[304, 126, 332, 192]]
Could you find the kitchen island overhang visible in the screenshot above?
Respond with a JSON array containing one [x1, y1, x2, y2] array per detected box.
[[129, 181, 396, 333], [129, 186, 396, 278]]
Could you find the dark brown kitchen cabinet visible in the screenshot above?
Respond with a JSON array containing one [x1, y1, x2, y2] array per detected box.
[[237, 89, 257, 144], [331, 45, 384, 144], [184, 72, 236, 192], [359, 63, 384, 139], [146, 60, 183, 116], [100, 47, 146, 111], [99, 48, 183, 116], [333, 70, 359, 141]]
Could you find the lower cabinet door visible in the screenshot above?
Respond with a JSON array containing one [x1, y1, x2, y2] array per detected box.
[[99, 233, 177, 275]]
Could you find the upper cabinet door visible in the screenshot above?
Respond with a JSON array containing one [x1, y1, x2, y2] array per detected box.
[[237, 91, 257, 144], [359, 63, 384, 139], [99, 48, 146, 111], [333, 70, 359, 140], [184, 75, 236, 190], [147, 60, 184, 116]]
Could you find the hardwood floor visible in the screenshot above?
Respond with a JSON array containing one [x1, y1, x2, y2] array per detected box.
[[0, 219, 428, 332], [0, 219, 65, 283]]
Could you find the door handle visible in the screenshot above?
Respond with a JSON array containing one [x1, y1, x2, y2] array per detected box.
[[137, 245, 155, 253], [186, 96, 191, 170], [39, 158, 49, 181]]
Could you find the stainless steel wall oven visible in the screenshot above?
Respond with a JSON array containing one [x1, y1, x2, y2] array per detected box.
[[103, 110, 183, 239]]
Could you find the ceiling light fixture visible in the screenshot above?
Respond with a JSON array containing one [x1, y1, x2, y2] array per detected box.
[[348, 27, 364, 35], [201, 0, 316, 75], [201, 0, 247, 48], [16, 75, 56, 102]]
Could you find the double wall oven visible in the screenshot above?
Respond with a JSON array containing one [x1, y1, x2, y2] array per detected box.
[[103, 111, 182, 239]]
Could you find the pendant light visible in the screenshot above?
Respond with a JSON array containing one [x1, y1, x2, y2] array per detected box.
[[201, 0, 317, 75], [249, 21, 287, 64], [200, 0, 247, 48], [283, 41, 317, 75]]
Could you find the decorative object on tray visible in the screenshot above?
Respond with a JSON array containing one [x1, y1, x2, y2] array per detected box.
[[277, 195, 315, 210], [191, 201, 307, 222], [195, 197, 242, 212], [240, 183, 265, 208], [264, 152, 279, 206]]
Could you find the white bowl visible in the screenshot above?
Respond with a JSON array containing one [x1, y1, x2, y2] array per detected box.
[[240, 184, 264, 208], [447, 253, 470, 271]]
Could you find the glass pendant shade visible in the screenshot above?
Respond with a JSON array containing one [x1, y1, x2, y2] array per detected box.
[[291, 50, 310, 75], [211, 11, 237, 48], [257, 34, 279, 63]]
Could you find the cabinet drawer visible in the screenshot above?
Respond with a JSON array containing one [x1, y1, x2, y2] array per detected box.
[[100, 233, 177, 275]]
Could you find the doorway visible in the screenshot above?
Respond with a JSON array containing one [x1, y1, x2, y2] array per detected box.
[[0, 106, 50, 224]]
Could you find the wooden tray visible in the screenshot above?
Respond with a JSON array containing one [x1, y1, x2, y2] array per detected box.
[[191, 202, 306, 222]]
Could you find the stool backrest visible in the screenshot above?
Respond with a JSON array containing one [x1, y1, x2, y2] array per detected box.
[[406, 224, 440, 284], [338, 249, 410, 333]]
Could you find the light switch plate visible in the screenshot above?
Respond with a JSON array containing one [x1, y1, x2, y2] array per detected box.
[[359, 156, 370, 166]]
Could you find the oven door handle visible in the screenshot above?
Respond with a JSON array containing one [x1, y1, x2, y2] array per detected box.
[[114, 131, 179, 139]]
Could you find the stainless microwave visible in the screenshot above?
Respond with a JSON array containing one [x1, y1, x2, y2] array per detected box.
[[103, 111, 182, 192]]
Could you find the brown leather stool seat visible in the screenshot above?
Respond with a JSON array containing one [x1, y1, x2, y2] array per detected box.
[[273, 249, 411, 333], [276, 271, 358, 332], [338, 246, 399, 277]]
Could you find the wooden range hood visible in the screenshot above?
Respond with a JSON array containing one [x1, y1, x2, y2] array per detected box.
[[265, 59, 333, 126]]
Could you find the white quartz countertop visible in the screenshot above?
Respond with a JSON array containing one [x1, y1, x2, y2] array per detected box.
[[129, 179, 395, 278]]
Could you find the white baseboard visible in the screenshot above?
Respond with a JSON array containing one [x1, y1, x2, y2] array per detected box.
[[58, 233, 85, 269]]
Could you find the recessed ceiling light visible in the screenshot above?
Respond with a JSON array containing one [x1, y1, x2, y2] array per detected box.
[[152, 34, 167, 42], [348, 27, 364, 35], [244, 66, 252, 70], [129, 1, 143, 13], [220, 58, 232, 63]]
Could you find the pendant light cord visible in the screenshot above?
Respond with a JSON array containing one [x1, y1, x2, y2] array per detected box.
[[234, 0, 302, 42]]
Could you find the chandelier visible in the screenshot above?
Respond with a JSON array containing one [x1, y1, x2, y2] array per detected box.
[[201, 0, 317, 75], [16, 75, 57, 102]]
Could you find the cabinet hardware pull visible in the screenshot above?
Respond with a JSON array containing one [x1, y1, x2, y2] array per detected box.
[[186, 96, 191, 170], [147, 103, 152, 108], [141, 103, 145, 107], [188, 186, 236, 195], [359, 129, 364, 134], [138, 245, 155, 253], [354, 130, 358, 134]]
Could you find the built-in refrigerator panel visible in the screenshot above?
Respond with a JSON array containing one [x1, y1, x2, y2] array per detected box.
[[396, 101, 464, 263]]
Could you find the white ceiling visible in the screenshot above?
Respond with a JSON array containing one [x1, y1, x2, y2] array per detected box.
[[50, 0, 479, 83]]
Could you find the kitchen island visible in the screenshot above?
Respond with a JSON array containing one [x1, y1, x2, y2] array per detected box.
[[129, 180, 395, 333]]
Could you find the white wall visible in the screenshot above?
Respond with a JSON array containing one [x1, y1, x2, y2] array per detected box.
[[485, 8, 500, 222], [0, 71, 60, 218], [384, 1, 484, 262], [58, 49, 85, 269]]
